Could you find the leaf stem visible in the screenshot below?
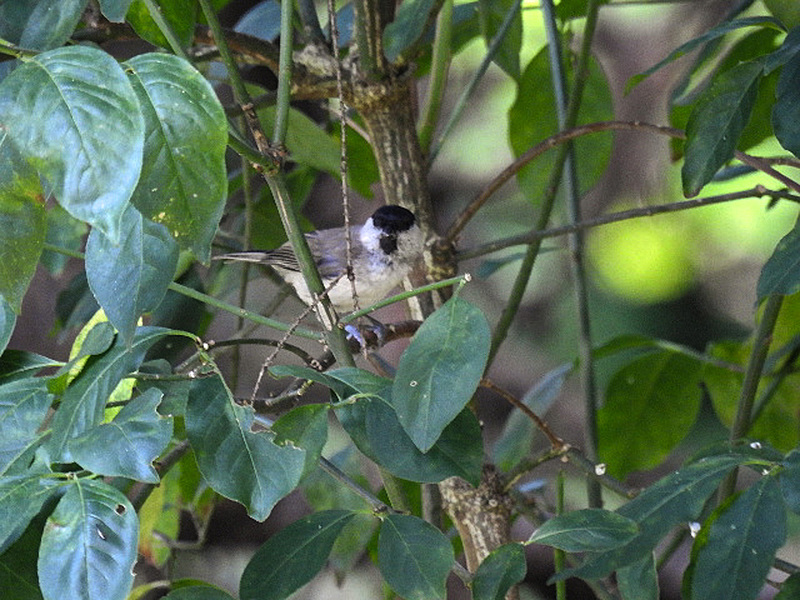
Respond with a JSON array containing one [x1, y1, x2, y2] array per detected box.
[[554, 470, 566, 600], [141, 0, 190, 60], [718, 293, 784, 502], [272, 0, 294, 145]]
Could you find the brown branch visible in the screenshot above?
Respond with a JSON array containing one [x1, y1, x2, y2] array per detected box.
[[457, 185, 800, 261], [445, 120, 800, 244], [481, 378, 565, 449]]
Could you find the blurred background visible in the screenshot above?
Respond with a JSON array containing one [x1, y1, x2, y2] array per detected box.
[[9, 0, 800, 598]]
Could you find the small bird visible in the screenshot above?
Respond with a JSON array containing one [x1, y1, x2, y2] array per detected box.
[[216, 205, 425, 315]]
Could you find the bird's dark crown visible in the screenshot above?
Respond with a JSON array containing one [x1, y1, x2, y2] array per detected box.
[[371, 205, 416, 234]]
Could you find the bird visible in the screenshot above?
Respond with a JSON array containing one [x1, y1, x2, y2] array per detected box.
[[215, 205, 425, 316]]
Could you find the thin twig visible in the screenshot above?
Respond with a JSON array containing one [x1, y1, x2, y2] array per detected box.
[[457, 185, 800, 260], [481, 378, 564, 448]]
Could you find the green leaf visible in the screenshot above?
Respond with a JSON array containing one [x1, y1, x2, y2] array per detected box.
[[165, 585, 236, 600], [682, 61, 763, 197], [509, 48, 612, 199], [758, 221, 800, 299], [0, 133, 45, 312], [68, 388, 172, 482], [626, 16, 785, 92], [272, 404, 329, 479], [99, 0, 134, 22], [38, 479, 138, 600], [41, 204, 87, 276], [239, 510, 355, 600], [0, 351, 63, 382], [530, 509, 638, 552], [0, 514, 45, 600], [332, 369, 482, 484], [556, 453, 745, 581], [477, 0, 522, 79], [46, 327, 170, 463], [494, 362, 572, 471], [773, 44, 800, 159], [776, 573, 800, 600], [688, 476, 786, 600], [471, 543, 527, 600], [598, 349, 703, 477], [0, 298, 14, 355], [0, 378, 52, 475], [0, 46, 145, 243], [383, 0, 438, 62], [617, 553, 658, 600], [0, 0, 87, 51], [125, 53, 228, 262], [0, 472, 60, 554], [703, 340, 800, 452], [126, 0, 197, 49], [185, 374, 305, 521], [392, 296, 490, 452], [86, 205, 178, 344], [378, 514, 454, 600]]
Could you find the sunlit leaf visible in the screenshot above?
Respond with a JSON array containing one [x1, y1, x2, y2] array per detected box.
[[0, 46, 144, 243], [125, 53, 228, 262], [598, 349, 703, 477]]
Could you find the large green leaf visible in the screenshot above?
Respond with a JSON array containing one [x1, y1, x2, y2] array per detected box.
[[46, 327, 169, 463], [681, 61, 763, 197], [239, 510, 355, 600], [773, 44, 800, 158], [38, 479, 138, 600], [69, 388, 172, 483], [598, 349, 703, 477], [757, 220, 800, 299], [332, 368, 482, 485], [0, 378, 52, 475], [86, 205, 179, 344], [378, 514, 454, 600], [125, 53, 228, 262], [185, 374, 305, 521], [392, 296, 490, 452], [477, 0, 522, 79], [0, 0, 87, 50], [555, 453, 748, 581], [509, 48, 612, 199], [529, 509, 638, 552], [780, 449, 800, 513], [471, 543, 527, 600], [0, 472, 60, 554], [688, 476, 786, 600], [0, 132, 45, 312], [0, 46, 144, 243]]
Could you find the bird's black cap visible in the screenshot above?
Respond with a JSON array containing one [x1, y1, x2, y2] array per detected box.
[[371, 205, 416, 233]]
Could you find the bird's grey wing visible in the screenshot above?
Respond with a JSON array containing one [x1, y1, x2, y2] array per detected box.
[[215, 243, 300, 271], [307, 227, 366, 279]]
